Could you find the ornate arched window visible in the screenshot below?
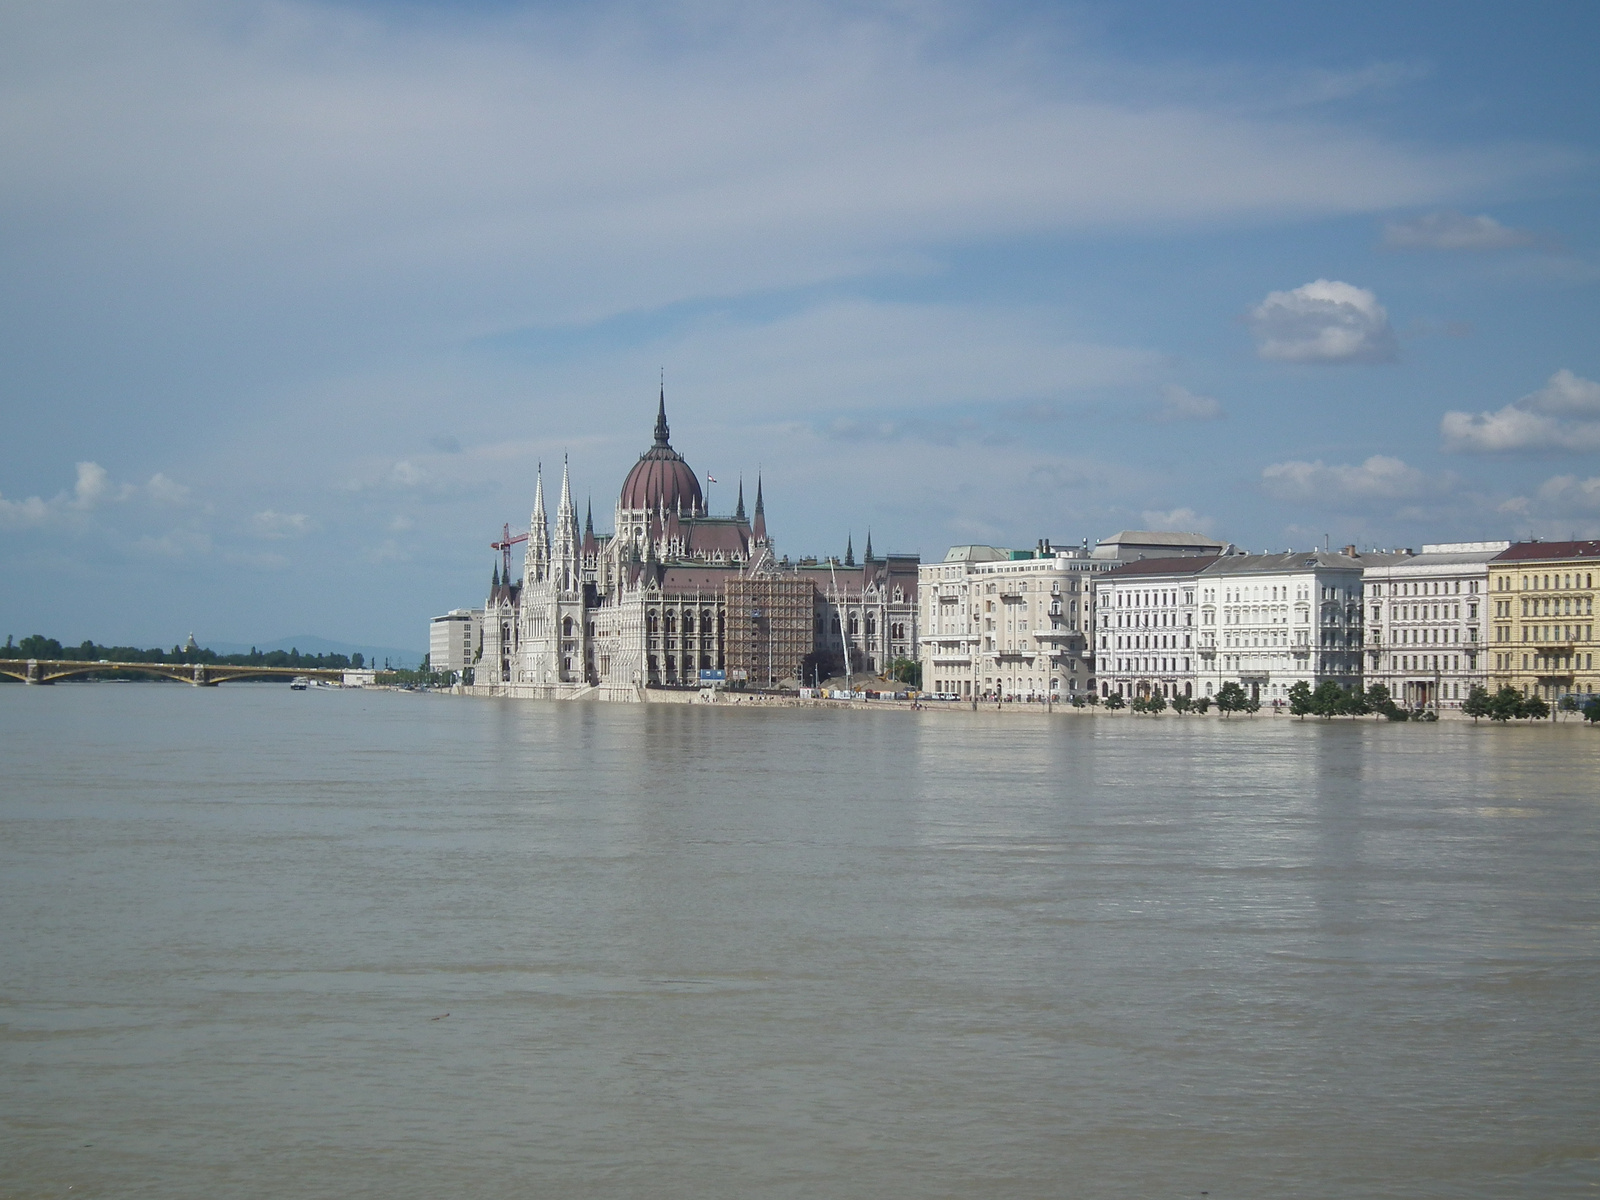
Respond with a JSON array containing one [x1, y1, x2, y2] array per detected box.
[[562, 616, 574, 637]]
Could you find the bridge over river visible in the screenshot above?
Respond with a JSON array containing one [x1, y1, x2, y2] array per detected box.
[[0, 660, 350, 686]]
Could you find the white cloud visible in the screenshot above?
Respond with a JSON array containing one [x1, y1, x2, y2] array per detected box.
[[131, 529, 213, 559], [71, 461, 110, 509], [0, 2, 1564, 332], [1141, 506, 1214, 533], [0, 462, 191, 528], [390, 461, 427, 488], [1154, 384, 1222, 422], [663, 301, 1158, 420], [1440, 369, 1600, 453], [1382, 210, 1534, 251], [144, 473, 191, 506], [1248, 280, 1397, 363], [250, 509, 314, 539], [1498, 474, 1600, 539], [1261, 455, 1434, 504]]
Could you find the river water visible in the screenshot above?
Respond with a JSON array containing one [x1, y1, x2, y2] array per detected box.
[[2, 684, 1597, 1199]]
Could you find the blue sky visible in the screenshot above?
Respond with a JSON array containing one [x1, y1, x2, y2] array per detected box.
[[1, 0, 1597, 650]]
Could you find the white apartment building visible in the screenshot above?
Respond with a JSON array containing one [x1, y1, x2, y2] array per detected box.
[[1362, 542, 1506, 709], [429, 608, 483, 678], [919, 541, 1105, 699], [1194, 551, 1377, 705], [1095, 556, 1218, 701], [919, 531, 1227, 700]]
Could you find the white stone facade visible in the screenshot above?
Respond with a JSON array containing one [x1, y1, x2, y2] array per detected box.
[[1094, 557, 1212, 701], [1194, 552, 1370, 705], [1362, 541, 1505, 709]]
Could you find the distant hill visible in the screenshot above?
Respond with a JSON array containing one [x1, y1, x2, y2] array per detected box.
[[202, 635, 424, 670]]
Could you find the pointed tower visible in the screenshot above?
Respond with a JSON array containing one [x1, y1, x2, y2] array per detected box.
[[492, 562, 500, 590], [554, 455, 581, 590], [583, 499, 598, 555], [864, 530, 873, 562], [752, 475, 767, 544], [526, 463, 550, 583], [653, 383, 670, 448], [735, 477, 746, 522], [844, 533, 855, 567]]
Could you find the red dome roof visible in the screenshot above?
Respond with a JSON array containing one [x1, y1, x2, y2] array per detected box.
[[619, 392, 703, 513]]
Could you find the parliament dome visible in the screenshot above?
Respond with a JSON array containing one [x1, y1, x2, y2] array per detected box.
[[619, 392, 703, 514]]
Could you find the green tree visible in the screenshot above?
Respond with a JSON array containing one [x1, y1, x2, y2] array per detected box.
[[1365, 682, 1392, 715], [1104, 691, 1125, 710], [1310, 680, 1347, 718], [18, 634, 64, 659], [1146, 691, 1167, 715], [1523, 693, 1550, 720], [1583, 695, 1600, 723], [1461, 685, 1490, 722], [1488, 686, 1523, 722], [1172, 694, 1192, 715], [1288, 680, 1314, 718], [1215, 681, 1246, 717], [1193, 696, 1211, 714], [890, 657, 921, 687]]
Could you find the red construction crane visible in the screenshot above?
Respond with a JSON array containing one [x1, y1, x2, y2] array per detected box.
[[491, 522, 528, 582]]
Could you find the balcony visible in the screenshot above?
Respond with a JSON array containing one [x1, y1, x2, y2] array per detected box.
[[1033, 628, 1077, 644]]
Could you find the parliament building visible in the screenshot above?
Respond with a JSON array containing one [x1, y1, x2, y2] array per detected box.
[[471, 391, 918, 699]]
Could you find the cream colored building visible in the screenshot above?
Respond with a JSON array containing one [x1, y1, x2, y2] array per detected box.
[[1362, 542, 1505, 709], [919, 541, 1102, 699], [919, 530, 1226, 700], [1486, 540, 1600, 704]]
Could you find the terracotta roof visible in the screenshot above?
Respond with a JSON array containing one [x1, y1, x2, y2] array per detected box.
[[1493, 540, 1600, 562], [1104, 555, 1219, 578]]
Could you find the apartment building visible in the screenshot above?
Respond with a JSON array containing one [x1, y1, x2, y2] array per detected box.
[[1361, 542, 1504, 709], [1094, 556, 1218, 701], [1486, 540, 1600, 703]]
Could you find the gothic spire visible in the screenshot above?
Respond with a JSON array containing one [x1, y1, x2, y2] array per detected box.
[[492, 562, 500, 589], [653, 381, 670, 447], [864, 529, 873, 561], [845, 533, 855, 567], [735, 477, 746, 522], [554, 454, 580, 579], [527, 462, 551, 579], [752, 474, 767, 543]]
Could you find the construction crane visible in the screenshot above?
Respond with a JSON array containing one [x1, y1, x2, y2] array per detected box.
[[490, 523, 528, 582]]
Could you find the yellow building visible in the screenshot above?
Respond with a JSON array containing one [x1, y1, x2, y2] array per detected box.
[[1486, 540, 1600, 703]]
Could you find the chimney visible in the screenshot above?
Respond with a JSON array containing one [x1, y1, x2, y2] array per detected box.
[[1342, 544, 1358, 557]]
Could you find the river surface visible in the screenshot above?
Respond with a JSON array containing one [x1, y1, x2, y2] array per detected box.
[[2, 684, 1598, 1199]]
